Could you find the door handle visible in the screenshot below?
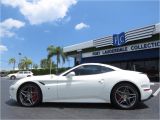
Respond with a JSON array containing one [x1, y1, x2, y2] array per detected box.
[[98, 80, 104, 84]]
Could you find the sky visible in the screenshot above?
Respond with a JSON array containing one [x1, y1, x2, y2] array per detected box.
[[0, 0, 159, 70]]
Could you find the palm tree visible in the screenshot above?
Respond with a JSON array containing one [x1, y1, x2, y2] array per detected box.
[[40, 58, 55, 69], [47, 46, 66, 74], [18, 57, 32, 70], [9, 58, 16, 70]]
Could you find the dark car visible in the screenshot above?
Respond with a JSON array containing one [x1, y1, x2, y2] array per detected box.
[[0, 71, 8, 77]]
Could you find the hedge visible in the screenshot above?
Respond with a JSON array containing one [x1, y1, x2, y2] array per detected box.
[[9, 67, 70, 75]]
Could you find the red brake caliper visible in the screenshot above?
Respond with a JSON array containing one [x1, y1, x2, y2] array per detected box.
[[116, 94, 121, 101], [32, 88, 38, 102]]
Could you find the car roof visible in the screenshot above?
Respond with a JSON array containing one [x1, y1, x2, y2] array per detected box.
[[78, 63, 121, 70]]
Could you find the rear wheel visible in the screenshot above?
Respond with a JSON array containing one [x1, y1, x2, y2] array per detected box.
[[10, 76, 16, 80], [111, 83, 140, 109], [17, 83, 42, 107]]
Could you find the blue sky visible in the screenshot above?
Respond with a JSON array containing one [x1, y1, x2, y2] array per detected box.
[[0, 0, 159, 70]]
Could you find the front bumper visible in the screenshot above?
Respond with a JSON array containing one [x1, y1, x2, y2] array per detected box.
[[9, 85, 18, 101]]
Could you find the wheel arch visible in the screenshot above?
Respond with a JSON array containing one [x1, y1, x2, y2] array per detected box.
[[10, 75, 16, 78], [16, 81, 43, 103], [110, 81, 141, 102]]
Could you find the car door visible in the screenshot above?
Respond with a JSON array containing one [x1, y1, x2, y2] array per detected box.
[[16, 71, 24, 78], [58, 65, 107, 102], [23, 71, 29, 77]]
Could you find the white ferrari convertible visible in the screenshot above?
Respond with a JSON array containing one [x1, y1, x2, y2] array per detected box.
[[9, 63, 159, 109]]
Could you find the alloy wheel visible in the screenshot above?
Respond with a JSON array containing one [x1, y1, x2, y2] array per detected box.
[[19, 85, 40, 106], [114, 86, 137, 109]]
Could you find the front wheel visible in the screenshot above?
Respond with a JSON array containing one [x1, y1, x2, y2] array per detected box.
[[17, 83, 42, 107], [111, 83, 140, 109]]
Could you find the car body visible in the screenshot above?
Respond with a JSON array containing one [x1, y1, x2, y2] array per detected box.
[[9, 63, 154, 109], [8, 71, 33, 80]]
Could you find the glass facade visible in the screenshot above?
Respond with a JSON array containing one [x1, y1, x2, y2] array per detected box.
[[81, 48, 159, 81], [109, 58, 159, 81]]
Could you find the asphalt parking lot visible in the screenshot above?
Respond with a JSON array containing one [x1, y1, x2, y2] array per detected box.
[[1, 77, 160, 119]]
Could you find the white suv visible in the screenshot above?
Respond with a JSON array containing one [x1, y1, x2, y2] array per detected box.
[[8, 71, 33, 80]]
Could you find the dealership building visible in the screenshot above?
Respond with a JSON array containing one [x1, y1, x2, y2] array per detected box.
[[64, 23, 160, 80]]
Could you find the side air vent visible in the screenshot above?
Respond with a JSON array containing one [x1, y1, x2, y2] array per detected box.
[[39, 81, 45, 85]]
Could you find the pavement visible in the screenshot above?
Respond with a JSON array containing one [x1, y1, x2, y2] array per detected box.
[[1, 77, 160, 119]]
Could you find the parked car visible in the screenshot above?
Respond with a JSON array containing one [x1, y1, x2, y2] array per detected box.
[[0, 71, 9, 77], [9, 63, 160, 109], [8, 71, 33, 80]]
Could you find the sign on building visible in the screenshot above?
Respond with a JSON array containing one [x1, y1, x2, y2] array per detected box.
[[113, 32, 126, 46]]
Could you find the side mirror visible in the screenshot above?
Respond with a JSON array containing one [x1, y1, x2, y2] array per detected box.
[[66, 71, 75, 79]]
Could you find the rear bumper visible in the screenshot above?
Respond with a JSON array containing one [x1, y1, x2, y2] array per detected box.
[[141, 89, 152, 101], [142, 93, 153, 102], [142, 83, 160, 102]]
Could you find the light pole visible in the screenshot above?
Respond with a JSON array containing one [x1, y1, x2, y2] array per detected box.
[[18, 52, 22, 70]]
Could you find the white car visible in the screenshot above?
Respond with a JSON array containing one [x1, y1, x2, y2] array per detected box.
[[9, 63, 159, 109], [8, 71, 33, 80]]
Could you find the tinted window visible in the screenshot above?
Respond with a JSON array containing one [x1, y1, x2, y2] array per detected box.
[[65, 65, 114, 76], [18, 71, 23, 74], [24, 71, 30, 74]]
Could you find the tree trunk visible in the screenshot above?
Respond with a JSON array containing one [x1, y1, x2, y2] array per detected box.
[[50, 59, 52, 74], [13, 62, 15, 71], [56, 57, 58, 75]]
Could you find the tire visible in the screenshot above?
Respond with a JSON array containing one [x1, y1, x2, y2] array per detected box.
[[10, 76, 16, 80], [17, 83, 42, 107], [27, 75, 31, 77], [111, 83, 140, 110]]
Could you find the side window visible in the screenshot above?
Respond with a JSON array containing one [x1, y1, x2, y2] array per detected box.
[[76, 65, 114, 75], [72, 66, 100, 76], [63, 66, 83, 76], [64, 65, 114, 76], [24, 71, 29, 74], [73, 66, 85, 76], [82, 65, 101, 75], [18, 71, 23, 74], [74, 65, 114, 76], [100, 66, 114, 73]]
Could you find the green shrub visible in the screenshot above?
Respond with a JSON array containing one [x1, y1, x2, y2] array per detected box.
[[8, 67, 71, 76]]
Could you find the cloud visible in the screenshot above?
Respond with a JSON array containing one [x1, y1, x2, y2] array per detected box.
[[1, 18, 25, 29], [0, 45, 8, 53], [75, 22, 90, 30], [1, 0, 77, 25], [0, 18, 25, 38], [44, 30, 50, 33]]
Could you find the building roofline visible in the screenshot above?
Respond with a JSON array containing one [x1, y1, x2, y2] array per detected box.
[[64, 23, 160, 53]]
